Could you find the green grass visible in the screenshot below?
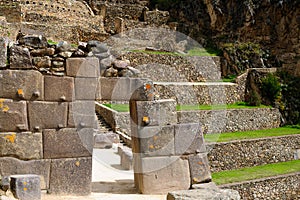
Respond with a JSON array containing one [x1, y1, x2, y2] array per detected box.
[[205, 126, 300, 143], [212, 160, 300, 185], [103, 102, 271, 112], [130, 47, 220, 57], [222, 74, 237, 83], [177, 102, 271, 111], [103, 104, 130, 112]]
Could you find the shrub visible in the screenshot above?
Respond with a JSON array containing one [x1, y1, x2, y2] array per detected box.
[[261, 73, 281, 105], [248, 90, 261, 106]]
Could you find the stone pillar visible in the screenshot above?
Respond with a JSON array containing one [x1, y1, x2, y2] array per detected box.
[[129, 98, 211, 194], [115, 17, 125, 35]]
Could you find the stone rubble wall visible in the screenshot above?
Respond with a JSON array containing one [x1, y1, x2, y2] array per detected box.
[[96, 105, 281, 135], [177, 108, 281, 134], [220, 172, 300, 200], [207, 134, 300, 172], [154, 82, 242, 105]]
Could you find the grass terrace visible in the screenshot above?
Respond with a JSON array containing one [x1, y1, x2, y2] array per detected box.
[[103, 102, 272, 113], [130, 47, 221, 57], [212, 160, 300, 185], [205, 126, 300, 143]]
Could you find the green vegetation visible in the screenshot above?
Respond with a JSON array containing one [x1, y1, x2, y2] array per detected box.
[[212, 160, 300, 185], [261, 73, 281, 105], [103, 102, 271, 112], [205, 126, 300, 143], [130, 47, 220, 57], [222, 74, 237, 82], [47, 39, 58, 45], [177, 102, 271, 111], [103, 104, 130, 112]]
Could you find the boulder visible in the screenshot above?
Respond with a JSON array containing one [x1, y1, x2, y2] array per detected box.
[[18, 35, 48, 48], [9, 46, 33, 69], [167, 183, 240, 200]]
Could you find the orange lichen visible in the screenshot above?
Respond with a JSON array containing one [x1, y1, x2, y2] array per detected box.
[[2, 105, 9, 112], [153, 136, 159, 141], [17, 89, 24, 95], [23, 188, 27, 191], [5, 133, 16, 143], [145, 84, 151, 90], [198, 161, 203, 165], [75, 161, 80, 167], [149, 145, 155, 149]]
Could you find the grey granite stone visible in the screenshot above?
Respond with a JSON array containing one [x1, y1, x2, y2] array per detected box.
[[10, 174, 41, 200], [44, 76, 74, 102]]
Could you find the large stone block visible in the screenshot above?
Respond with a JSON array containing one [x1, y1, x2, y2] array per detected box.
[[99, 78, 154, 101], [68, 101, 97, 128], [28, 101, 68, 131], [188, 153, 212, 184], [43, 128, 93, 159], [174, 123, 206, 155], [0, 132, 42, 160], [132, 99, 177, 127], [0, 157, 51, 189], [66, 57, 100, 77], [167, 183, 241, 200], [135, 156, 190, 194], [9, 45, 33, 69], [74, 78, 98, 100], [49, 157, 92, 195], [0, 100, 28, 132], [137, 125, 175, 156], [44, 76, 74, 102], [0, 37, 8, 68], [0, 70, 44, 100], [10, 174, 41, 200]]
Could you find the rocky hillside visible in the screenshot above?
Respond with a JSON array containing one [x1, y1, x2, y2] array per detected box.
[[153, 0, 299, 77]]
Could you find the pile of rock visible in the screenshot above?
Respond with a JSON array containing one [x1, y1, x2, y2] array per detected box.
[[2, 34, 140, 78]]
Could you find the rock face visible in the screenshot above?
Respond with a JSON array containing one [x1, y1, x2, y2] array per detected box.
[[167, 183, 240, 200], [165, 0, 300, 77]]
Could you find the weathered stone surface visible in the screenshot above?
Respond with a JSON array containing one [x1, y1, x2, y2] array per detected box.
[[0, 70, 44, 101], [74, 78, 98, 100], [87, 40, 108, 54], [66, 57, 100, 77], [0, 37, 8, 68], [56, 41, 72, 53], [133, 99, 177, 127], [49, 157, 92, 195], [30, 48, 55, 57], [0, 100, 28, 132], [18, 35, 48, 48], [120, 148, 133, 170], [9, 46, 33, 69], [44, 76, 74, 102], [167, 185, 240, 200], [135, 156, 190, 194], [174, 123, 206, 155], [137, 125, 175, 156], [68, 101, 97, 128], [0, 132, 42, 160], [94, 132, 120, 149], [0, 157, 50, 189], [32, 56, 51, 68], [99, 78, 154, 101], [10, 174, 41, 200], [43, 128, 93, 159], [188, 153, 212, 184], [28, 102, 68, 131]]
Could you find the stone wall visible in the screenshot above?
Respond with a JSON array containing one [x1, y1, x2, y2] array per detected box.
[[177, 108, 281, 134], [154, 82, 242, 105], [207, 134, 300, 172], [220, 172, 300, 200], [123, 52, 222, 82], [95, 102, 131, 135], [0, 37, 101, 195]]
